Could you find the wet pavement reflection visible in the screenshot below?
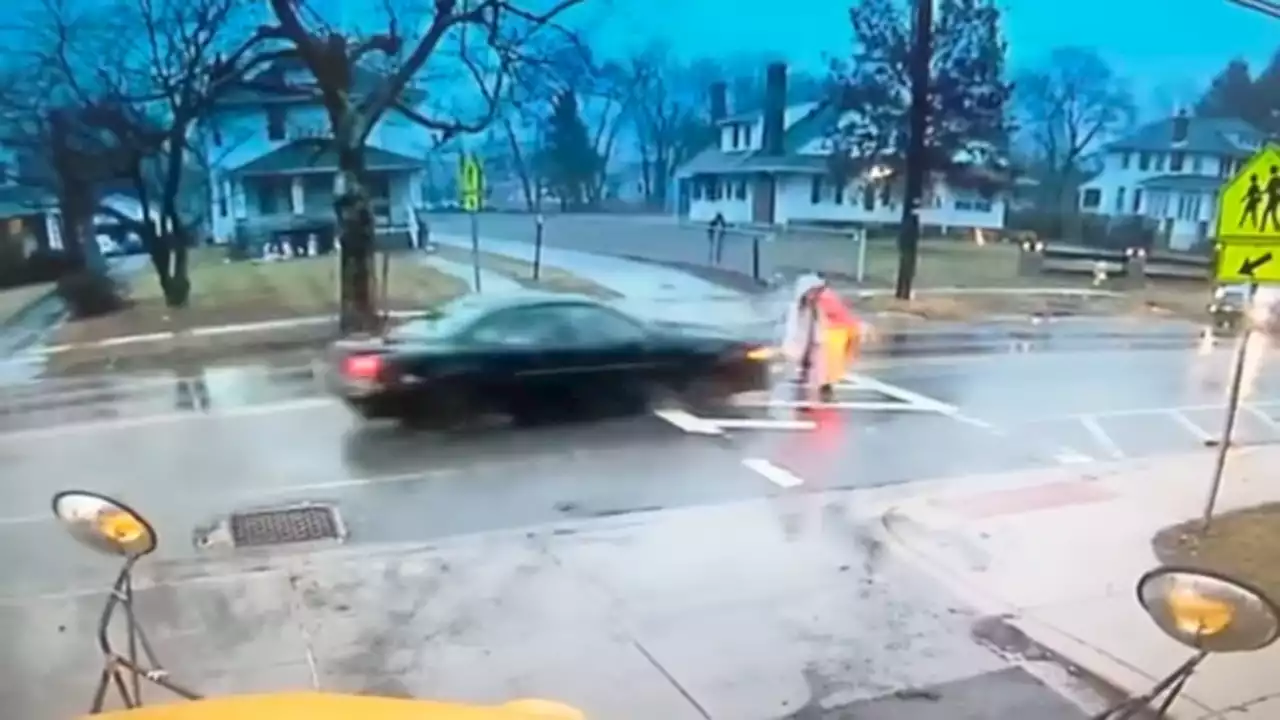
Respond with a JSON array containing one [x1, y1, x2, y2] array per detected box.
[[0, 318, 1267, 600]]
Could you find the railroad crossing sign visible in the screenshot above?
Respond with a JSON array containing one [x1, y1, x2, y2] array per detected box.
[[459, 154, 483, 212], [1215, 144, 1280, 283]]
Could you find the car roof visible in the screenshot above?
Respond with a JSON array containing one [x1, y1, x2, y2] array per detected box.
[[447, 290, 606, 315]]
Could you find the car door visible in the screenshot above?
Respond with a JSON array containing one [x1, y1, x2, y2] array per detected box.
[[458, 304, 584, 412], [557, 304, 663, 403]]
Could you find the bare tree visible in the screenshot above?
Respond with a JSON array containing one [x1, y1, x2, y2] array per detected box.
[[627, 43, 715, 210], [1, 0, 268, 308], [257, 0, 589, 333], [1016, 46, 1134, 207]]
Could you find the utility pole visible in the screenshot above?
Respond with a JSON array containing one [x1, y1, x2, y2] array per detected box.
[[895, 0, 934, 300]]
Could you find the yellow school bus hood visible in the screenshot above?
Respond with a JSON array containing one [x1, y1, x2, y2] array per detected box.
[[84, 692, 586, 720]]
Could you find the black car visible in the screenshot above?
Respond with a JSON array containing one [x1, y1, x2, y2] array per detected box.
[[326, 291, 777, 426]]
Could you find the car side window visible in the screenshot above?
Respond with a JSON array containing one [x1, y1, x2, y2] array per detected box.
[[560, 305, 648, 345], [465, 307, 573, 347]]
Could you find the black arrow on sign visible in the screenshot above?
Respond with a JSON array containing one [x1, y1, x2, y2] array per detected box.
[[1239, 251, 1274, 276]]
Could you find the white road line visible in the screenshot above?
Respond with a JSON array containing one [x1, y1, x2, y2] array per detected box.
[[651, 408, 724, 435], [1053, 448, 1095, 464], [1168, 410, 1214, 443], [0, 397, 336, 444], [729, 397, 941, 412], [1245, 405, 1280, 433], [1079, 415, 1126, 459], [843, 372, 960, 414], [742, 458, 804, 488], [703, 417, 816, 431], [0, 513, 50, 527]]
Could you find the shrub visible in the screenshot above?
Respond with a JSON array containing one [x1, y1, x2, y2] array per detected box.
[[56, 270, 126, 319]]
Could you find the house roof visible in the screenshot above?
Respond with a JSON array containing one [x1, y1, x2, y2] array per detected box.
[[230, 141, 423, 177], [1106, 117, 1263, 156], [216, 56, 424, 107], [677, 100, 1008, 188], [1138, 174, 1223, 192]]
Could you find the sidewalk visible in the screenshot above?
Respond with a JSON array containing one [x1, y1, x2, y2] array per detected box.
[[431, 232, 786, 329], [1, 488, 1103, 720], [863, 445, 1280, 718]]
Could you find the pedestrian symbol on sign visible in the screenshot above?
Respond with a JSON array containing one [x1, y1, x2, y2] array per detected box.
[[1216, 146, 1280, 242]]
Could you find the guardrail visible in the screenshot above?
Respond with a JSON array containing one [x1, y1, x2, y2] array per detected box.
[[1018, 242, 1211, 286]]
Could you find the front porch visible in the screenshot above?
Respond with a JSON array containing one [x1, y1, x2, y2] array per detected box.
[[216, 142, 428, 252]]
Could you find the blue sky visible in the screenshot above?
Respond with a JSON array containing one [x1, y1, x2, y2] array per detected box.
[[595, 0, 1280, 117]]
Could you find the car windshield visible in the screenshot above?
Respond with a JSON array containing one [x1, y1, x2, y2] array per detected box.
[[385, 295, 493, 340]]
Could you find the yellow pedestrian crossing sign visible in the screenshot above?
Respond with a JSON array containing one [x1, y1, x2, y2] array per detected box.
[[459, 154, 483, 212], [1215, 242, 1280, 283], [1216, 144, 1280, 243]]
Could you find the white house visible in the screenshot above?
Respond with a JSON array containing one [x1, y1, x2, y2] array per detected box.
[[674, 63, 1008, 230], [201, 57, 433, 247], [1076, 111, 1264, 251]]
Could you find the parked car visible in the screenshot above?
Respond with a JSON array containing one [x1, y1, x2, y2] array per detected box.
[[325, 291, 776, 426]]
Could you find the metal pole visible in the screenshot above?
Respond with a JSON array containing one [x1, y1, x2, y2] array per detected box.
[[1202, 281, 1258, 530], [469, 210, 482, 292], [533, 214, 544, 280], [752, 233, 761, 282], [856, 227, 868, 283]]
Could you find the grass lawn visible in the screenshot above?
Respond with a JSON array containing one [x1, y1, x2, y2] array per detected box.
[[802, 237, 1215, 322], [48, 249, 470, 374], [1154, 503, 1280, 606], [0, 282, 54, 327], [431, 245, 620, 299]]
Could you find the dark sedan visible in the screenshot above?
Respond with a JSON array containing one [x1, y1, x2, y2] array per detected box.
[[326, 292, 777, 426]]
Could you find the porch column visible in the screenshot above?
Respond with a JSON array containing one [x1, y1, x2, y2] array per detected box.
[[290, 176, 304, 214], [232, 179, 248, 219]]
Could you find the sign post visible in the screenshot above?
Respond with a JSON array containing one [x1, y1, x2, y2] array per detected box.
[[460, 153, 484, 292], [1202, 143, 1280, 530]]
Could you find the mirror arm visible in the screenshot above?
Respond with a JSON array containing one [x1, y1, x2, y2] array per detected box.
[[1091, 650, 1207, 719]]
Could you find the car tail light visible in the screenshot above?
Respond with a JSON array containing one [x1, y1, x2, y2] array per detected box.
[[342, 353, 384, 381]]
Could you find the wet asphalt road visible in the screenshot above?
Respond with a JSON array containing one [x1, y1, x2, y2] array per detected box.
[[0, 322, 1262, 599], [1, 324, 1237, 718]]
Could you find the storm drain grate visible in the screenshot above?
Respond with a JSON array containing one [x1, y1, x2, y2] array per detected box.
[[229, 505, 341, 547]]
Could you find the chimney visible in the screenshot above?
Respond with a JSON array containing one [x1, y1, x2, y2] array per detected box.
[[709, 82, 728, 124], [762, 62, 788, 156], [1172, 108, 1189, 144]]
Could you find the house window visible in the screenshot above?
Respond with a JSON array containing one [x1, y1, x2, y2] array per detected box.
[[833, 180, 844, 205], [1219, 156, 1233, 178], [810, 176, 822, 204], [266, 106, 286, 141], [735, 180, 746, 200], [1120, 153, 1131, 170], [731, 125, 740, 149], [691, 179, 703, 200], [1115, 187, 1126, 214], [1154, 154, 1165, 171], [1132, 189, 1143, 214], [256, 178, 291, 214], [708, 176, 720, 200], [1138, 153, 1151, 171], [1170, 152, 1185, 172], [1081, 188, 1101, 209], [1191, 155, 1203, 174]]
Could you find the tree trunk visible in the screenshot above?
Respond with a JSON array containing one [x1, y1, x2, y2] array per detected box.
[[895, 0, 933, 301], [335, 145, 377, 334], [499, 117, 537, 212]]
